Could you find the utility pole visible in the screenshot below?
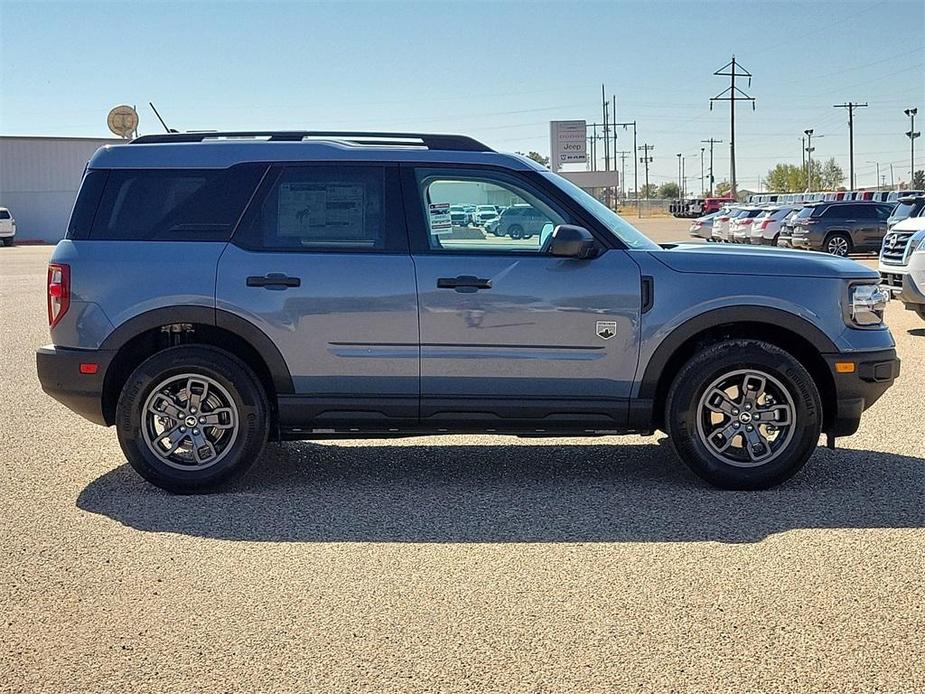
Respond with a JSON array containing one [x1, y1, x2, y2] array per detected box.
[[602, 85, 610, 174], [618, 120, 639, 215], [700, 147, 705, 196], [890, 163, 895, 190], [804, 129, 815, 191], [801, 137, 806, 179], [711, 56, 755, 199], [638, 143, 654, 203], [833, 101, 868, 189], [616, 150, 630, 201], [701, 137, 722, 196], [905, 107, 919, 182]]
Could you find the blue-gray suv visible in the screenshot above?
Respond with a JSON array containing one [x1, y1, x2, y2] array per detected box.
[[36, 131, 899, 492]]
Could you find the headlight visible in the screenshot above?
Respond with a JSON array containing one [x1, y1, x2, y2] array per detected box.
[[849, 284, 889, 326], [909, 236, 924, 255]]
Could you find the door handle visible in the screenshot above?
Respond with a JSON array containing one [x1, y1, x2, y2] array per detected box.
[[437, 275, 492, 293], [246, 273, 301, 289]]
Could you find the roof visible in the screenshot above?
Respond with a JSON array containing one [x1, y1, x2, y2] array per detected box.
[[87, 131, 541, 171]]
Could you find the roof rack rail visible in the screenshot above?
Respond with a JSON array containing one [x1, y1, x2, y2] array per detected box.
[[129, 131, 493, 152]]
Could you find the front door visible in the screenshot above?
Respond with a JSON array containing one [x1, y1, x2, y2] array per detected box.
[[216, 163, 419, 430], [404, 166, 642, 430]]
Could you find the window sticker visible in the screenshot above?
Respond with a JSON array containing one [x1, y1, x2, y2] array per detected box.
[[428, 202, 452, 234], [278, 183, 366, 240]]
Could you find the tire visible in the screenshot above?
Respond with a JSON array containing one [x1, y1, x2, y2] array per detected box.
[[823, 232, 852, 256], [665, 339, 822, 490], [1, 237, 12, 247], [915, 304, 925, 322], [115, 345, 269, 493], [508, 225, 523, 239]]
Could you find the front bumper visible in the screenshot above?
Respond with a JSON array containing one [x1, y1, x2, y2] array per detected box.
[[36, 345, 116, 426], [880, 268, 925, 305], [822, 348, 900, 437]]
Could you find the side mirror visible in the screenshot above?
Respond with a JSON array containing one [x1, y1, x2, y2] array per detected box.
[[548, 225, 598, 258]]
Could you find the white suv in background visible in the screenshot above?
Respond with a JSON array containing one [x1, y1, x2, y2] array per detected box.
[[0, 207, 15, 246], [879, 212, 925, 321]]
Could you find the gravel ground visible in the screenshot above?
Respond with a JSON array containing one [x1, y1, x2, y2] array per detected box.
[[1, 244, 922, 693]]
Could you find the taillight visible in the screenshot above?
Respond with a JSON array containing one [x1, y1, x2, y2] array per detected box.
[[758, 220, 771, 230], [47, 263, 70, 328]]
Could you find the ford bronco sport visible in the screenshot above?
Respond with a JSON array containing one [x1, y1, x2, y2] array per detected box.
[[36, 131, 899, 492]]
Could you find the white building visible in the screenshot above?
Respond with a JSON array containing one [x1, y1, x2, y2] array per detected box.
[[0, 136, 121, 243]]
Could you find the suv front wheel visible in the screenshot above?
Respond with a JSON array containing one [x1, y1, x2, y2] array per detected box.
[[115, 345, 269, 493], [665, 339, 822, 489]]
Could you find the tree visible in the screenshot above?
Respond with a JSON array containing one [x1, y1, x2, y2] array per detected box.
[[516, 151, 549, 168], [657, 182, 680, 199], [766, 163, 805, 192], [715, 180, 733, 196], [639, 183, 659, 198], [820, 158, 844, 190], [913, 170, 925, 189]]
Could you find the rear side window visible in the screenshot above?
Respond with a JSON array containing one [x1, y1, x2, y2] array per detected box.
[[88, 165, 265, 241], [66, 170, 109, 239], [0, 210, 10, 220], [235, 165, 394, 251]]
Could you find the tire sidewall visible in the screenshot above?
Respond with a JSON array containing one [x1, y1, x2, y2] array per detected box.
[[116, 346, 267, 492], [667, 341, 822, 489]]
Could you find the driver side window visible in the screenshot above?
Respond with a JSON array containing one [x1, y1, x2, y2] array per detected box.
[[416, 170, 566, 253]]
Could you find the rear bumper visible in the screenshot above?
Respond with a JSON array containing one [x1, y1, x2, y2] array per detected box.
[[822, 348, 900, 437], [36, 345, 115, 426]]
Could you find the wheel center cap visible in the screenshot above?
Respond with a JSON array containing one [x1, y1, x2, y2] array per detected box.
[[739, 412, 753, 424], [185, 415, 198, 427]]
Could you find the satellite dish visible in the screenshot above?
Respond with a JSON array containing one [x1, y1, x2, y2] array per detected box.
[[107, 105, 139, 139]]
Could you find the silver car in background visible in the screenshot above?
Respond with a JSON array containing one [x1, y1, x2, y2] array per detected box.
[[688, 211, 718, 241], [750, 206, 796, 246]]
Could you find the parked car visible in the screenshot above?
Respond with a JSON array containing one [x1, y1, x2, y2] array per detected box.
[[886, 195, 924, 231], [886, 190, 924, 203], [0, 207, 16, 246], [688, 212, 718, 241], [879, 209, 925, 321], [710, 206, 741, 242], [790, 201, 894, 256], [36, 130, 898, 493], [449, 205, 472, 226], [494, 204, 550, 239], [730, 207, 765, 243], [474, 205, 499, 226], [776, 209, 803, 248], [749, 206, 795, 246]]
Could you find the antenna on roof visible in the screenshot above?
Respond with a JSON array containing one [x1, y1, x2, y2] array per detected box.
[[149, 102, 178, 133]]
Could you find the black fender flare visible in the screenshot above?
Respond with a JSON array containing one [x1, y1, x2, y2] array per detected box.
[[99, 305, 294, 395], [637, 305, 838, 400]]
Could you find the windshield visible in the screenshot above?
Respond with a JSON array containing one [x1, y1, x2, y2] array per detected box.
[[541, 172, 659, 250], [892, 201, 920, 219]]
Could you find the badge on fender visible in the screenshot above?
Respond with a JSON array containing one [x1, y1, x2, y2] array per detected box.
[[595, 320, 616, 340]]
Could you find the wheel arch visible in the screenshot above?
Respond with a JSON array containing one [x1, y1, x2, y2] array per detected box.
[[636, 306, 837, 432], [99, 306, 293, 432]]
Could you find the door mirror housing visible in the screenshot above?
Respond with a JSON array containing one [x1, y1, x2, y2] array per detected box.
[[547, 225, 598, 258]]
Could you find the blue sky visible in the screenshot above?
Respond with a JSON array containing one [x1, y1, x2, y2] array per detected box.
[[1, 0, 923, 189]]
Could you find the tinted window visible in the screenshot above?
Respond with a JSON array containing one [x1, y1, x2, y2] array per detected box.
[[66, 170, 108, 239], [89, 165, 264, 241], [237, 165, 386, 250], [853, 205, 878, 219], [0, 210, 10, 220], [796, 206, 816, 219]]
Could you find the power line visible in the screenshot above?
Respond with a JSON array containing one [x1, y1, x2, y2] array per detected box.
[[711, 56, 755, 198], [833, 101, 869, 188]]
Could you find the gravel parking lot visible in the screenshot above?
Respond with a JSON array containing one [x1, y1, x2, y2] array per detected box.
[[2, 243, 923, 692]]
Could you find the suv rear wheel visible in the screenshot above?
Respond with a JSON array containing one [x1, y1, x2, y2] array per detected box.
[[665, 339, 821, 489], [824, 232, 852, 256], [115, 345, 268, 493]]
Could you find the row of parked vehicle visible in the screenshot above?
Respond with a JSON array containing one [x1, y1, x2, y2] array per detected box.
[[689, 191, 925, 256]]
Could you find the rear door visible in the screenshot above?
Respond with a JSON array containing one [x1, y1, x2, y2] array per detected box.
[[402, 165, 642, 430], [217, 163, 419, 430]]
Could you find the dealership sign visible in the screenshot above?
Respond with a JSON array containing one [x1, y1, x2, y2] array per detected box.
[[550, 120, 587, 169]]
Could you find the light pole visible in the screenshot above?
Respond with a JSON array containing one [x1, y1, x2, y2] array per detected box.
[[700, 147, 705, 196], [804, 129, 815, 191], [677, 153, 682, 199], [905, 107, 919, 184]]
